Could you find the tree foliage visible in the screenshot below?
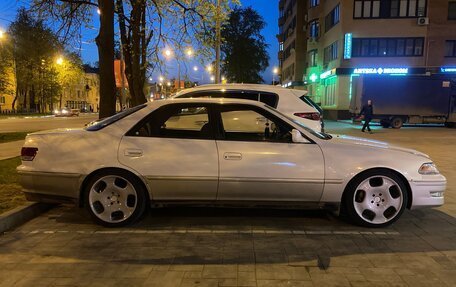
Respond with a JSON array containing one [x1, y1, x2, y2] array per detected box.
[[31, 0, 238, 116], [7, 8, 83, 112], [221, 7, 269, 84]]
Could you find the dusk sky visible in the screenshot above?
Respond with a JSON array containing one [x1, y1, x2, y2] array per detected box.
[[0, 0, 279, 83]]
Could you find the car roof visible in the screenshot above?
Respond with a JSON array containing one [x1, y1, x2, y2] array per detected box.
[[150, 97, 270, 108], [174, 83, 307, 97]]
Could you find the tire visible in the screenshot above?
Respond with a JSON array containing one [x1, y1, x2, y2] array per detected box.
[[390, 117, 404, 129], [344, 170, 408, 228], [380, 120, 390, 128], [84, 170, 148, 227]]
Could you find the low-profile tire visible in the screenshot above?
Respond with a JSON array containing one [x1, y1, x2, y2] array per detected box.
[[84, 170, 148, 227], [344, 170, 408, 228], [390, 117, 404, 129]]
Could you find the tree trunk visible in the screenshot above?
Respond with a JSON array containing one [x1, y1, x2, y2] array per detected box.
[[117, 0, 147, 107], [96, 0, 117, 119]]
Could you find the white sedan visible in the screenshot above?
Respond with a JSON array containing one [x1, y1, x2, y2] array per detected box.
[[18, 98, 446, 227]]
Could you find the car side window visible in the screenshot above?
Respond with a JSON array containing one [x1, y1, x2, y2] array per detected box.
[[129, 104, 213, 140], [219, 105, 292, 143]]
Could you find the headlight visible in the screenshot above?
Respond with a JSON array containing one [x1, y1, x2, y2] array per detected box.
[[419, 163, 440, 175]]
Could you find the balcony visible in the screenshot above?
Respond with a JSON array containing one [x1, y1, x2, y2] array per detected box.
[[278, 16, 286, 26]]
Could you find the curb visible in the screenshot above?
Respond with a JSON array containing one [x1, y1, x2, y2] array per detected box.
[[0, 203, 55, 233]]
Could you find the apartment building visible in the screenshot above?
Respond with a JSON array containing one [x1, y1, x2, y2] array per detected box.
[[279, 0, 456, 119], [278, 0, 308, 88]]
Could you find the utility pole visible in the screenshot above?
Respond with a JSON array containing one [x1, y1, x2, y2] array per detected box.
[[215, 0, 221, 84]]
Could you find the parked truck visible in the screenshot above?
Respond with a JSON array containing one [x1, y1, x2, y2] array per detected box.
[[350, 75, 456, 128]]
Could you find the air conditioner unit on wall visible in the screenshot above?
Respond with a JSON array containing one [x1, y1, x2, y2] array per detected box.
[[417, 17, 429, 26]]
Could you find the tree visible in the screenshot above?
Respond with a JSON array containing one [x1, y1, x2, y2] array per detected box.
[[221, 7, 269, 83], [31, 0, 238, 116]]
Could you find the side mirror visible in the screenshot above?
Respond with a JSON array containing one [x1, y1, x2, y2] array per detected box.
[[291, 129, 309, 143]]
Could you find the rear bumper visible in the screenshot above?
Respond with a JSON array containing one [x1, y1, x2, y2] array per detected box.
[[18, 171, 82, 204], [409, 177, 446, 209]]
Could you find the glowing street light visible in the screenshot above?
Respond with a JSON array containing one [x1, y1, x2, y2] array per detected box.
[[186, 48, 194, 57], [97, 8, 101, 15], [207, 65, 213, 73], [159, 76, 164, 82], [166, 82, 171, 87], [272, 67, 279, 85], [164, 49, 172, 58], [193, 66, 198, 72], [0, 29, 4, 39], [210, 76, 215, 82], [56, 56, 64, 65]]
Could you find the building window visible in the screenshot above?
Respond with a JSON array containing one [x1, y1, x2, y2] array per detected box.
[[279, 42, 284, 51], [284, 40, 296, 61], [310, 0, 319, 8], [325, 4, 340, 32], [309, 20, 319, 38], [324, 41, 338, 65], [323, 76, 337, 106], [449, 2, 456, 20], [308, 50, 318, 67], [445, 40, 456, 57], [352, 37, 424, 57], [355, 0, 426, 19]]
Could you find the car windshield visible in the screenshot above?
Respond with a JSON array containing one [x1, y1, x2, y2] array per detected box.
[[85, 104, 147, 131], [264, 105, 332, 140]]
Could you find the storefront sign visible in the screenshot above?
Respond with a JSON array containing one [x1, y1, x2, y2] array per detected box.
[[344, 33, 352, 60], [440, 67, 456, 73], [353, 68, 408, 75], [320, 69, 335, 80]]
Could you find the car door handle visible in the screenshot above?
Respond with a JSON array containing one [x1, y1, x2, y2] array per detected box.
[[223, 152, 242, 160], [124, 149, 143, 157]]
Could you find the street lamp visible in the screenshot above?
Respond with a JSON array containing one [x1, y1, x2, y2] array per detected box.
[[0, 30, 4, 39], [210, 76, 215, 82], [207, 65, 213, 73], [272, 67, 279, 85], [193, 66, 198, 72], [164, 49, 172, 58], [56, 56, 64, 65], [186, 48, 194, 57]]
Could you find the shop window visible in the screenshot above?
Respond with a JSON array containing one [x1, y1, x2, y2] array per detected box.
[[323, 77, 337, 107]]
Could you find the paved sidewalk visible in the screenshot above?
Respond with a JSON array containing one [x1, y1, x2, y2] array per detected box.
[[0, 140, 24, 160]]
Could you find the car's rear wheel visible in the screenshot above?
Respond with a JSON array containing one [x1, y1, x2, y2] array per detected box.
[[85, 171, 147, 227], [344, 170, 408, 228]]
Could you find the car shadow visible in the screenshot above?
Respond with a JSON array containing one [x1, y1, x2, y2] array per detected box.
[[1, 206, 454, 271]]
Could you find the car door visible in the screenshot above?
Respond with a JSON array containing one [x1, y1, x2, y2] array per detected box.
[[215, 104, 325, 202], [118, 103, 219, 201]]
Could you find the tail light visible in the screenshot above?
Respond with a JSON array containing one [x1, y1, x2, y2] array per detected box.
[[21, 147, 38, 161], [294, 112, 321, 121]]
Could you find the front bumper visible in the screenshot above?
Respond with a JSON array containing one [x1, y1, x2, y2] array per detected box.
[[409, 176, 446, 209]]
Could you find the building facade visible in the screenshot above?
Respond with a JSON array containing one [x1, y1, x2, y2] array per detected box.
[[279, 0, 456, 119], [278, 0, 308, 88], [62, 67, 100, 113]]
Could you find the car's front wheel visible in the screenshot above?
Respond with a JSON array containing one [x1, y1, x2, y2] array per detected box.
[[344, 170, 408, 227], [85, 170, 148, 227]]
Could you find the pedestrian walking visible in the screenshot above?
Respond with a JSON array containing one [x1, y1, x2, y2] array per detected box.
[[360, 99, 374, 133]]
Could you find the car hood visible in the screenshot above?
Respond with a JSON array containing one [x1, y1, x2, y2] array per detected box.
[[330, 134, 430, 159]]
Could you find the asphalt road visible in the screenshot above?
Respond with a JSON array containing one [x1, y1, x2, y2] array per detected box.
[[0, 114, 99, 133], [0, 120, 455, 287]]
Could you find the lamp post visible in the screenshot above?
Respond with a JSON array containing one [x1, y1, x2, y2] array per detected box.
[[272, 67, 279, 85]]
